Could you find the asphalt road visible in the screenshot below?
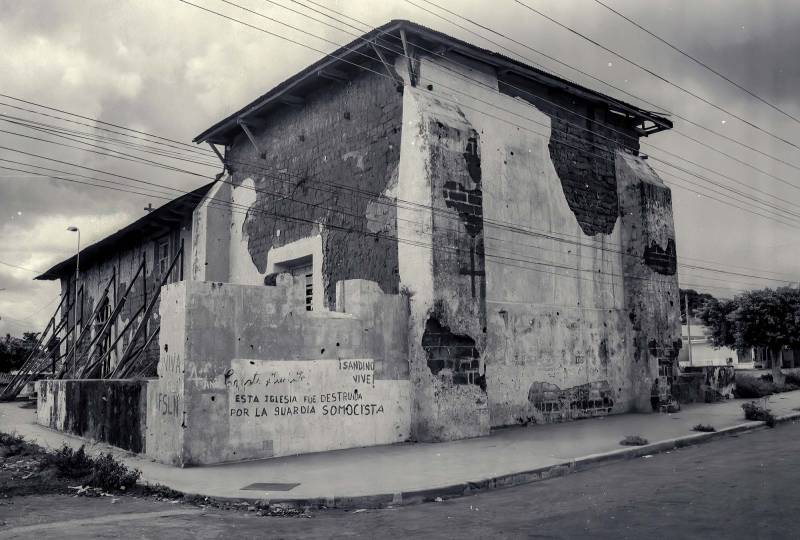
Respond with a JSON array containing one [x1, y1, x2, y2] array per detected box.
[[2, 422, 799, 539]]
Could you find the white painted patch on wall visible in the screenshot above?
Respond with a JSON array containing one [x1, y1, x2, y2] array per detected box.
[[228, 177, 266, 286], [265, 233, 325, 312]]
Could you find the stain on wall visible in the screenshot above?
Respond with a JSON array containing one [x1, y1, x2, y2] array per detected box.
[[37, 379, 148, 453], [644, 238, 678, 276]]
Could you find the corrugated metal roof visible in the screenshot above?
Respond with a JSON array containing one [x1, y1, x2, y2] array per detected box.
[[35, 182, 215, 280]]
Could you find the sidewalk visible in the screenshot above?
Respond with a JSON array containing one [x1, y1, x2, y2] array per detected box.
[[3, 391, 799, 508]]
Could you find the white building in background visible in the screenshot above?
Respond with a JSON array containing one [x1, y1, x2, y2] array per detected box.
[[678, 323, 754, 369]]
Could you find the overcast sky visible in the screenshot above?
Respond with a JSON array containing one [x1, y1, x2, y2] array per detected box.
[[2, 0, 800, 335]]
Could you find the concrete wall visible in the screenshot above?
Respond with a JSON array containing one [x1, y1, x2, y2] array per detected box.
[[395, 53, 680, 438], [37, 379, 148, 453], [147, 278, 411, 465]]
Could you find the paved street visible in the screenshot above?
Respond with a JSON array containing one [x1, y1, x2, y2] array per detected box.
[[4, 391, 800, 503], [2, 421, 798, 539]]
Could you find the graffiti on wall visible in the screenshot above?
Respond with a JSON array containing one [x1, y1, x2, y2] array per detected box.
[[224, 359, 387, 419]]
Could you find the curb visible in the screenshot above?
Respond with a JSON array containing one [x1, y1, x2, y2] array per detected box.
[[215, 411, 800, 511]]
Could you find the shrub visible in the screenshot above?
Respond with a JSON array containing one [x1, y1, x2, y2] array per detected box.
[[0, 432, 30, 458], [733, 375, 776, 398], [742, 401, 776, 427], [784, 371, 800, 387], [692, 424, 716, 432], [0, 432, 26, 447], [41, 444, 93, 478], [620, 435, 649, 446], [89, 453, 141, 491], [39, 444, 140, 491]]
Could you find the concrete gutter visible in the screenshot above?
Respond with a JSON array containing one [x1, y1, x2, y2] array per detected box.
[[178, 411, 800, 510]]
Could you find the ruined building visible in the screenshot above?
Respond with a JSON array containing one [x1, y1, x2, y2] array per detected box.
[[31, 21, 681, 465]]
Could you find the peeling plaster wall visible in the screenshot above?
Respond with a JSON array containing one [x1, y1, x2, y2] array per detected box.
[[616, 153, 682, 410], [223, 67, 404, 308], [149, 278, 411, 465], [399, 53, 680, 434]]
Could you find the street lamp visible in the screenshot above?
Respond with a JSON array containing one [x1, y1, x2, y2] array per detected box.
[[67, 226, 80, 376]]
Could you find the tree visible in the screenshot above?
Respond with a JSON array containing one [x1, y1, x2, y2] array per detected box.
[[728, 287, 800, 385], [0, 332, 39, 373], [698, 298, 737, 349], [679, 288, 715, 323]]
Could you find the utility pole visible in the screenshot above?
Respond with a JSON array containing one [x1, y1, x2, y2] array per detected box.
[[685, 293, 693, 367], [67, 226, 80, 377]]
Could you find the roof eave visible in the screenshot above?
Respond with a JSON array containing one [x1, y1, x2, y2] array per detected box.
[[193, 19, 672, 146]]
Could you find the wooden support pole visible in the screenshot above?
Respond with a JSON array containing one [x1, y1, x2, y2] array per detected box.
[[371, 41, 403, 86]]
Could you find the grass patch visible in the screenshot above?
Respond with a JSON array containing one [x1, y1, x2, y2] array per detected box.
[[692, 424, 716, 433], [742, 401, 776, 427], [619, 435, 649, 446]]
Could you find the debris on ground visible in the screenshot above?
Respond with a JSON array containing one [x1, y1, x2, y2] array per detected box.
[[619, 435, 649, 446]]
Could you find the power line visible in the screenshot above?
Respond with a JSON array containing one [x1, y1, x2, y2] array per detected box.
[[5, 132, 798, 290], [589, 0, 800, 126], [199, 0, 800, 226], [512, 0, 800, 152], [1, 16, 794, 287], [282, 0, 800, 204], [0, 93, 211, 154], [267, 0, 800, 225], [5, 4, 800, 232], [0, 260, 43, 273], [408, 0, 800, 174]]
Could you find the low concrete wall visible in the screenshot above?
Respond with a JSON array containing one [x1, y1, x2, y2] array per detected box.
[[148, 277, 412, 466], [674, 366, 736, 403], [37, 379, 149, 453]]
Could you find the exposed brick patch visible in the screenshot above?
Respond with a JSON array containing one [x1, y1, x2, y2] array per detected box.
[[527, 380, 614, 423], [229, 69, 403, 308], [498, 75, 641, 237], [548, 120, 618, 236], [422, 317, 485, 389]]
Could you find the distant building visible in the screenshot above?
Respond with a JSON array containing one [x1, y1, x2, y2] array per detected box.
[[678, 323, 752, 368], [35, 20, 680, 465]]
